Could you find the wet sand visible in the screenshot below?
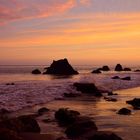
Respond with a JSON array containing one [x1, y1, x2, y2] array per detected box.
[[10, 86, 140, 140]]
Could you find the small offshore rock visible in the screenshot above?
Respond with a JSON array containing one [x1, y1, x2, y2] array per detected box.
[[118, 108, 131, 115], [32, 69, 41, 74], [115, 64, 123, 71]]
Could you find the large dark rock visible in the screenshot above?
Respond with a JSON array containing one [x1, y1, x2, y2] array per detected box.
[[126, 98, 140, 109], [43, 58, 78, 75], [88, 132, 123, 140], [73, 83, 102, 96], [123, 68, 131, 71], [65, 116, 98, 138], [117, 108, 131, 115], [55, 108, 80, 126], [0, 128, 23, 140], [32, 69, 41, 74], [102, 66, 110, 71], [0, 115, 40, 133], [115, 64, 123, 71]]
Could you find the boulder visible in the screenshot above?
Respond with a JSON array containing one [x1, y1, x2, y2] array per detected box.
[[73, 83, 102, 96], [0, 115, 40, 133], [112, 76, 120, 79], [134, 69, 140, 72], [55, 108, 80, 126], [115, 64, 123, 71], [121, 76, 131, 81], [92, 69, 102, 74], [32, 69, 41, 74], [43, 58, 78, 75], [38, 107, 49, 115], [65, 116, 98, 138], [102, 66, 110, 71], [126, 98, 140, 109], [88, 131, 123, 140], [117, 108, 131, 115], [123, 68, 131, 71]]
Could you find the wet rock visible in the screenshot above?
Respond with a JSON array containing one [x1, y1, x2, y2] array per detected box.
[[123, 68, 131, 71], [115, 64, 123, 71], [31, 69, 41, 74], [126, 98, 140, 109], [121, 76, 131, 81], [55, 108, 80, 126], [43, 58, 78, 75], [38, 107, 49, 115], [0, 128, 23, 140], [65, 116, 98, 138], [104, 97, 117, 102], [0, 115, 40, 133], [88, 131, 123, 140], [112, 76, 120, 79], [73, 83, 102, 96], [64, 93, 81, 98], [92, 69, 102, 74], [102, 65, 110, 71], [117, 108, 131, 115]]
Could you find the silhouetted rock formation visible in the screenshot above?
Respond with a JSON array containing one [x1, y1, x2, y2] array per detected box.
[[126, 98, 140, 109], [43, 58, 78, 75], [32, 69, 41, 74], [92, 69, 102, 74], [134, 69, 140, 72], [123, 68, 131, 71], [115, 64, 123, 71], [118, 108, 131, 115], [102, 65, 110, 71], [73, 83, 102, 96], [121, 76, 131, 81]]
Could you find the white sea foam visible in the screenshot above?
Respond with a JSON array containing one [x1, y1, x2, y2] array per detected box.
[[0, 72, 140, 111]]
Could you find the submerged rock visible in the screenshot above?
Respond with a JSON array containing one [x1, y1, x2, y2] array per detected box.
[[73, 83, 102, 96], [121, 76, 131, 81], [0, 115, 40, 133], [38, 107, 49, 115], [112, 76, 120, 79], [43, 58, 78, 75], [123, 68, 131, 71], [126, 98, 140, 109], [55, 108, 80, 126], [118, 108, 131, 115], [115, 64, 123, 71], [32, 69, 41, 74]]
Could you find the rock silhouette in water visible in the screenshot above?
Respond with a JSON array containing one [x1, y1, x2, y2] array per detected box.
[[32, 69, 41, 74], [115, 64, 123, 71], [123, 68, 131, 71], [43, 58, 78, 75], [102, 65, 110, 71]]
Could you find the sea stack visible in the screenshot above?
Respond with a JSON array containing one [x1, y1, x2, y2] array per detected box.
[[115, 64, 123, 71], [43, 58, 78, 75]]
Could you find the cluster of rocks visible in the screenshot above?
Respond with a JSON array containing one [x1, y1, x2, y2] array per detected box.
[[55, 108, 123, 140], [32, 58, 78, 75]]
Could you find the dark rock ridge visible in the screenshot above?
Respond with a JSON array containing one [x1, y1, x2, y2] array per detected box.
[[73, 83, 102, 96], [115, 64, 123, 71], [32, 69, 41, 74], [118, 108, 131, 115], [43, 58, 78, 75], [123, 68, 131, 71], [92, 69, 102, 74], [126, 98, 140, 109]]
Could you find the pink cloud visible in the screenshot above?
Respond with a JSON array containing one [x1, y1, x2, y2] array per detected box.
[[0, 0, 76, 25]]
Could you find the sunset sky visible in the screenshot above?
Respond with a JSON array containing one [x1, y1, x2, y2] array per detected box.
[[0, 0, 140, 66]]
